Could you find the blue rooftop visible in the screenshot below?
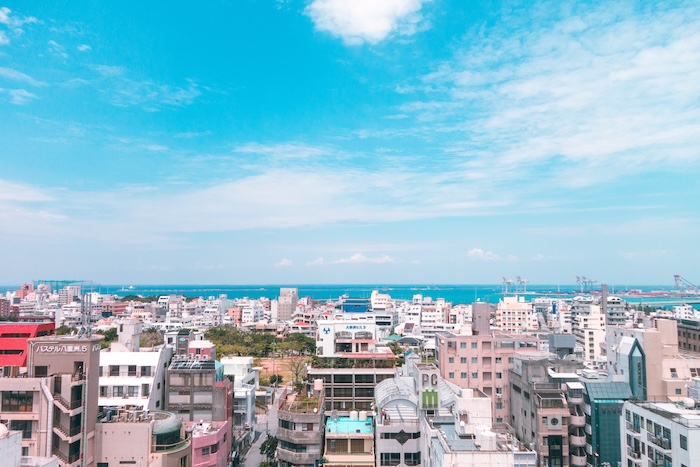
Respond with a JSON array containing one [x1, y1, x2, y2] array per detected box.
[[326, 416, 374, 434]]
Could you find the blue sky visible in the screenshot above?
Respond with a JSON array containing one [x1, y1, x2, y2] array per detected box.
[[1, 0, 699, 286]]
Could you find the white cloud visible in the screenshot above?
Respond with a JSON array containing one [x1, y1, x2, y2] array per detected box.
[[396, 3, 700, 189], [306, 0, 430, 45], [4, 88, 38, 105], [467, 248, 500, 261], [48, 39, 68, 58], [92, 65, 126, 77], [0, 67, 47, 86], [0, 31, 8, 45], [0, 180, 53, 202], [306, 257, 325, 266], [77, 44, 91, 52], [275, 258, 293, 267], [334, 253, 395, 264]]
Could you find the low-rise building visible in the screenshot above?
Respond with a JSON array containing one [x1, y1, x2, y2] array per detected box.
[[276, 383, 325, 467], [184, 420, 231, 467], [96, 408, 191, 467]]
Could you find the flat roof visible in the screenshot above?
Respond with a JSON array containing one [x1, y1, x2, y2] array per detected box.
[[326, 416, 374, 434]]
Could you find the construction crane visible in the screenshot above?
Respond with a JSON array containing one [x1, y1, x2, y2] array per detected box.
[[515, 276, 529, 293], [674, 274, 699, 294], [501, 277, 514, 295], [573, 275, 596, 292]]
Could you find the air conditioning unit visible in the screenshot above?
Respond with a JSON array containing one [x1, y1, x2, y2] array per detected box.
[[496, 394, 502, 399], [548, 415, 562, 430]]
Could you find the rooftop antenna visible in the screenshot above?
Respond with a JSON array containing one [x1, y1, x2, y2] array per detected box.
[[77, 291, 93, 338]]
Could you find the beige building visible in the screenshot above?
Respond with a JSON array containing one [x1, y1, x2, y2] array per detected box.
[[95, 408, 190, 467], [572, 304, 606, 362], [496, 296, 537, 333], [0, 335, 102, 466], [277, 288, 298, 322], [607, 318, 700, 400]]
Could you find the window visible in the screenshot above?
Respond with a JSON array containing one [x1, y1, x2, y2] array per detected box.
[[381, 453, 401, 466], [405, 452, 421, 466], [461, 357, 467, 364], [471, 342, 478, 349], [35, 366, 48, 377], [128, 386, 138, 397], [448, 357, 454, 364], [142, 384, 150, 396], [350, 439, 364, 453], [460, 342, 467, 349], [100, 386, 107, 397], [680, 434, 687, 450], [9, 420, 32, 438], [471, 357, 478, 364], [128, 365, 137, 376], [448, 372, 455, 378], [496, 402, 503, 409], [113, 386, 124, 397], [461, 372, 467, 379], [508, 357, 514, 363], [670, 368, 678, 378], [496, 372, 502, 379], [109, 365, 119, 377], [141, 366, 151, 377], [471, 372, 478, 379], [495, 357, 502, 364], [496, 387, 502, 394], [1, 391, 33, 412], [201, 446, 210, 456], [676, 388, 682, 395]]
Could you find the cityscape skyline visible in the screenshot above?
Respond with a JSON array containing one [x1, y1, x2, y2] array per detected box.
[[1, 1, 699, 285]]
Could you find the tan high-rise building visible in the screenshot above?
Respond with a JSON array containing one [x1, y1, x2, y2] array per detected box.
[[277, 288, 298, 322], [0, 334, 102, 466]]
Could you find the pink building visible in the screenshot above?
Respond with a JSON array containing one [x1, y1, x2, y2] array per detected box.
[[185, 420, 231, 467], [435, 303, 540, 424]]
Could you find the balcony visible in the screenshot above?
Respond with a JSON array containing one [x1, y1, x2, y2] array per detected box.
[[571, 452, 587, 467], [277, 426, 323, 445], [627, 421, 641, 435], [570, 429, 586, 447], [646, 433, 671, 451], [277, 448, 321, 465], [570, 406, 585, 427], [627, 447, 641, 462]]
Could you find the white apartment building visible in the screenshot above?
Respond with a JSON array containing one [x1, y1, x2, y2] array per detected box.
[[240, 304, 264, 324], [621, 400, 699, 467], [572, 304, 606, 362], [496, 296, 537, 333], [98, 346, 173, 411]]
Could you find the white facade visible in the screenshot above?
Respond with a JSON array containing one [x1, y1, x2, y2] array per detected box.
[[496, 296, 537, 333], [621, 400, 700, 467], [98, 346, 173, 411], [316, 319, 390, 358], [573, 304, 606, 362]]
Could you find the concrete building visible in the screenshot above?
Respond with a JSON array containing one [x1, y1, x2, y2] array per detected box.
[[276, 383, 325, 467], [621, 400, 700, 467], [24, 335, 103, 466], [324, 414, 375, 467], [496, 296, 537, 333], [607, 319, 700, 401], [676, 319, 700, 353], [0, 322, 55, 367], [98, 345, 173, 411], [278, 288, 298, 323], [184, 420, 231, 467], [95, 408, 191, 467], [580, 377, 631, 467], [572, 303, 606, 362], [308, 365, 395, 412], [435, 306, 540, 424], [0, 423, 59, 467], [508, 355, 581, 467]]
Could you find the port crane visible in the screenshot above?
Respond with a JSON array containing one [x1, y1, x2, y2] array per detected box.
[[674, 274, 699, 294]]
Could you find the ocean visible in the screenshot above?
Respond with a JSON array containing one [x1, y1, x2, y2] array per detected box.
[[1, 283, 679, 305]]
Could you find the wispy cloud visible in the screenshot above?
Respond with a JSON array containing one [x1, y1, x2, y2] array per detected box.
[[48, 39, 68, 58], [275, 258, 293, 267], [333, 253, 395, 264], [4, 88, 38, 105], [77, 44, 91, 52], [467, 248, 500, 261], [0, 31, 8, 45], [0, 180, 53, 202], [306, 257, 325, 266], [0, 67, 47, 87], [306, 0, 430, 45], [0, 7, 39, 42], [393, 2, 700, 188]]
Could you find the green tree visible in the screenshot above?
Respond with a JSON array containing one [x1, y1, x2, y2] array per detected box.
[[260, 436, 278, 463]]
